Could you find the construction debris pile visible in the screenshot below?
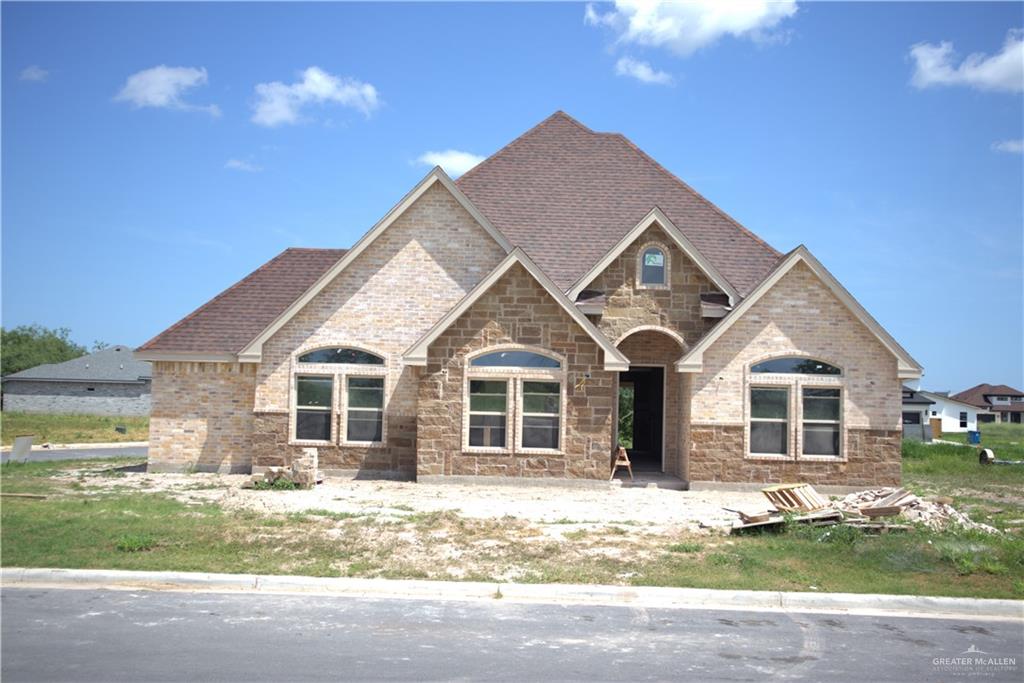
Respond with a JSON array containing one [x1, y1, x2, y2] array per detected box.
[[725, 483, 998, 535], [836, 488, 998, 534]]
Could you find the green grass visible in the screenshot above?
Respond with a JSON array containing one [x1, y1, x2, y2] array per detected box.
[[934, 422, 1024, 459], [1, 452, 1022, 599], [0, 412, 149, 446]]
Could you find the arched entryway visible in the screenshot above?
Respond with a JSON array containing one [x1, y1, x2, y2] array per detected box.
[[615, 327, 686, 475]]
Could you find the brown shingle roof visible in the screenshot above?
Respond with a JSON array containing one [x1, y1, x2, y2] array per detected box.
[[138, 248, 346, 354], [456, 111, 781, 295], [951, 383, 1024, 408]]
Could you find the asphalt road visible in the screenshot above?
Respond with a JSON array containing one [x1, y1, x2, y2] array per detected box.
[[2, 588, 1021, 681], [0, 445, 147, 464]]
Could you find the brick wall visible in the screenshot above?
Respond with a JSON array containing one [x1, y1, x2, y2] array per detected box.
[[251, 181, 507, 475], [417, 263, 615, 480], [148, 362, 256, 473], [589, 224, 724, 346], [2, 380, 150, 416], [687, 262, 902, 486]]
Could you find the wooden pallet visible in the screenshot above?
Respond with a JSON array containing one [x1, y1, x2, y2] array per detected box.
[[762, 483, 829, 512]]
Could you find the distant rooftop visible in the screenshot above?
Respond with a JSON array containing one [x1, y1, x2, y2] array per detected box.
[[2, 345, 151, 384]]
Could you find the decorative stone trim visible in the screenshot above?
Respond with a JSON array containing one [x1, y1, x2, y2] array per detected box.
[[636, 241, 671, 290]]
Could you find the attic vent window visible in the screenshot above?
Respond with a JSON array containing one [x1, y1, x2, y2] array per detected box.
[[298, 348, 384, 365], [638, 245, 669, 288]]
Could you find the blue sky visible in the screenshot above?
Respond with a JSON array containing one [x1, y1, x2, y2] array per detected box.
[[2, 1, 1021, 391]]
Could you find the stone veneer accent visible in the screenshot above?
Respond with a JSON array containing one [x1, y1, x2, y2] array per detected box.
[[251, 182, 507, 475], [148, 362, 256, 473], [589, 224, 724, 345], [615, 331, 684, 476], [417, 263, 615, 480], [687, 261, 903, 487], [687, 426, 901, 486]]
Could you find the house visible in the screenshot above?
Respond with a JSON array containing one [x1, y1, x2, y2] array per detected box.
[[136, 112, 922, 487], [951, 384, 1024, 424], [901, 386, 934, 441], [918, 390, 990, 435], [1, 345, 151, 416]]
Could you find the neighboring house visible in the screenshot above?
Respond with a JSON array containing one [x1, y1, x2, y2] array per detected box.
[[2, 345, 151, 416], [136, 112, 922, 486], [918, 390, 990, 434], [901, 386, 934, 441], [951, 384, 1024, 424]]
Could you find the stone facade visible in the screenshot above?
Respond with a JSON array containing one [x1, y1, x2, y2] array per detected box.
[[589, 224, 724, 346], [1, 380, 150, 416], [148, 362, 256, 473], [417, 263, 616, 480], [250, 181, 507, 476], [686, 262, 902, 486], [687, 425, 901, 486]]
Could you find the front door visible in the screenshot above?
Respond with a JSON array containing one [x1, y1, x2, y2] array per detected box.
[[618, 366, 664, 471]]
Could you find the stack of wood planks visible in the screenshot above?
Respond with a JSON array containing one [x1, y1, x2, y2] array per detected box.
[[857, 487, 918, 518], [761, 483, 830, 512]]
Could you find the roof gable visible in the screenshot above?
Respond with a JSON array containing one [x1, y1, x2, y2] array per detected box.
[[677, 246, 924, 379], [236, 168, 512, 362], [405, 248, 629, 371], [456, 111, 780, 295], [567, 207, 739, 304]]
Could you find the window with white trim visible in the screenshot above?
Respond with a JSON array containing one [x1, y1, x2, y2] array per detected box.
[[468, 379, 509, 448], [291, 347, 387, 445], [464, 348, 564, 454], [802, 388, 840, 457], [295, 375, 333, 442], [346, 377, 384, 443], [639, 246, 667, 287], [750, 387, 788, 455], [521, 381, 560, 450]]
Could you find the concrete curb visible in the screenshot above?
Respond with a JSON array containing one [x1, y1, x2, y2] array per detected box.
[[3, 568, 1021, 621]]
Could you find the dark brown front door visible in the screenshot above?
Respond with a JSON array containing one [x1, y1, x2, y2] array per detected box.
[[619, 367, 664, 471]]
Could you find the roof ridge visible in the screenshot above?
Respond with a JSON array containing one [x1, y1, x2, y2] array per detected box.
[[283, 247, 348, 253], [607, 132, 781, 261], [456, 111, 593, 187], [137, 247, 345, 352]]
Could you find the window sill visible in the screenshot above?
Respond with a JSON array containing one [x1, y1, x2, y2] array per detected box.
[[798, 454, 846, 463], [517, 448, 565, 457], [463, 447, 512, 456], [744, 453, 792, 461], [340, 440, 386, 448], [289, 439, 334, 447], [637, 284, 670, 291]]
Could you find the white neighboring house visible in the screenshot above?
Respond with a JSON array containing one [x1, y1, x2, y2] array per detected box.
[[918, 390, 991, 434]]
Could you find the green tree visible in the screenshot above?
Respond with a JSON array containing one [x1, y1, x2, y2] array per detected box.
[[1, 325, 87, 376]]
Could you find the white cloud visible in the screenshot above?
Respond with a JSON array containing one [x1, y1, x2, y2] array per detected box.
[[114, 65, 220, 115], [415, 150, 484, 177], [615, 56, 674, 85], [251, 67, 379, 127], [992, 139, 1024, 154], [585, 0, 798, 57], [20, 65, 48, 82], [909, 30, 1024, 93], [224, 159, 263, 172]]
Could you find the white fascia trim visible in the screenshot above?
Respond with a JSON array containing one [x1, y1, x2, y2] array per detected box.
[[404, 248, 630, 372], [236, 167, 513, 362], [567, 207, 740, 305], [676, 245, 925, 377], [133, 351, 238, 363]]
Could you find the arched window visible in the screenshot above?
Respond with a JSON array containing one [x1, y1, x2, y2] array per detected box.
[[751, 357, 841, 375], [639, 246, 667, 286], [470, 350, 560, 368], [298, 347, 384, 365]]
